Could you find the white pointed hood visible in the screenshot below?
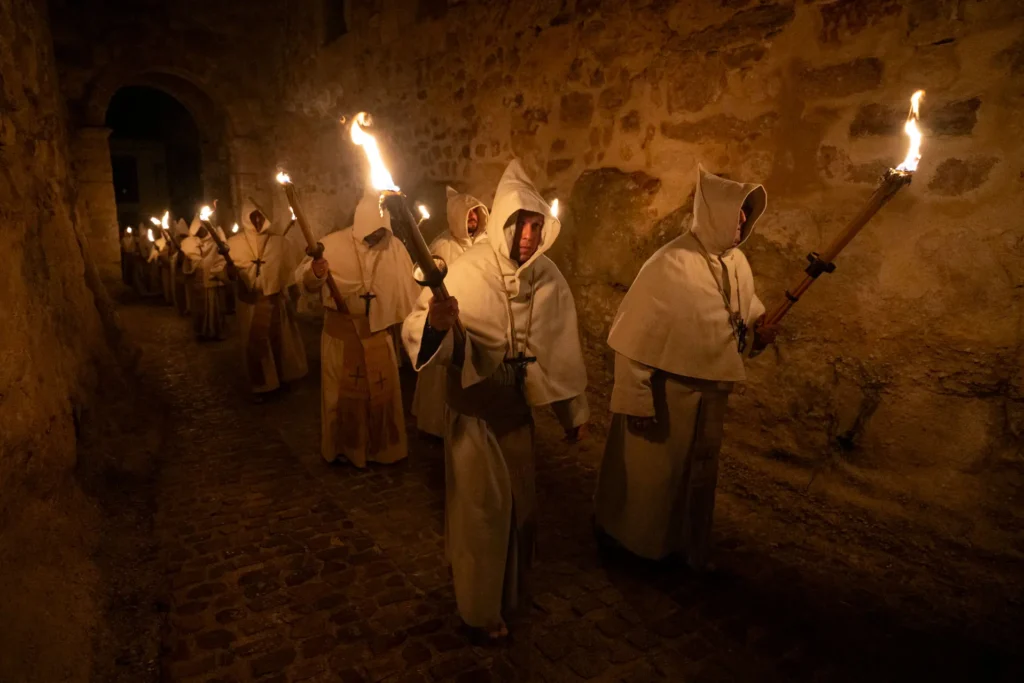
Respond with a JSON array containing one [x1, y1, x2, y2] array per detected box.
[[352, 190, 393, 241], [486, 159, 561, 296], [691, 164, 767, 255], [242, 196, 274, 235], [445, 186, 488, 246]]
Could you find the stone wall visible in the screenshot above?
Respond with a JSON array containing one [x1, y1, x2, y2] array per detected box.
[[47, 0, 1023, 566], [0, 0, 127, 678], [267, 0, 1024, 558]]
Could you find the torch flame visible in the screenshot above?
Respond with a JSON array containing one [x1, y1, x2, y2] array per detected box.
[[276, 171, 291, 185], [550, 198, 560, 218], [896, 90, 925, 173], [232, 223, 240, 234], [162, 211, 169, 229], [147, 228, 155, 242], [417, 204, 430, 220], [200, 205, 214, 222], [350, 112, 399, 192], [149, 216, 161, 226], [126, 227, 132, 234]]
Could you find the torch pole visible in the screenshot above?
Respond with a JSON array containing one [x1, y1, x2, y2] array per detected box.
[[200, 220, 237, 270], [762, 168, 912, 327], [280, 182, 349, 313], [381, 191, 467, 350]]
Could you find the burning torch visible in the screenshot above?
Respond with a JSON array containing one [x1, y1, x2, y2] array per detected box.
[[349, 112, 466, 349], [198, 205, 238, 275], [151, 211, 179, 251], [762, 90, 925, 327], [276, 171, 349, 313]]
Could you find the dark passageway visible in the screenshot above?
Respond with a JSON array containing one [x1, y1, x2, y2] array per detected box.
[[105, 86, 204, 229]]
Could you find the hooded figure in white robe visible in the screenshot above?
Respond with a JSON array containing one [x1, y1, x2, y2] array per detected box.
[[227, 201, 308, 395], [137, 226, 165, 297], [296, 190, 420, 467], [402, 160, 589, 634], [120, 228, 136, 285], [169, 218, 191, 316], [594, 165, 773, 569], [152, 233, 175, 305], [411, 187, 489, 437], [181, 216, 230, 341]]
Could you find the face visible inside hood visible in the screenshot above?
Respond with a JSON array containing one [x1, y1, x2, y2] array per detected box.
[[691, 164, 767, 256], [511, 210, 545, 264], [486, 160, 561, 272], [249, 209, 268, 234], [445, 186, 488, 244]]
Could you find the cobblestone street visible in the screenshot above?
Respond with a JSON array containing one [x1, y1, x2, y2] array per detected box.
[[118, 299, 1021, 683]]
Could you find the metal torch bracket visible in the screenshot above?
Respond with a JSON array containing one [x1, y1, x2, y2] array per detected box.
[[413, 255, 448, 287], [305, 241, 325, 259], [804, 252, 836, 279]]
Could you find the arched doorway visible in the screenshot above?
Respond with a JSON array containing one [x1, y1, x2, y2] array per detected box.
[[105, 86, 203, 230], [71, 70, 239, 279]]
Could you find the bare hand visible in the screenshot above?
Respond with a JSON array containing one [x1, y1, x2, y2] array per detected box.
[[428, 296, 459, 331], [311, 258, 329, 278], [752, 316, 779, 351], [627, 416, 657, 433], [565, 423, 589, 443]]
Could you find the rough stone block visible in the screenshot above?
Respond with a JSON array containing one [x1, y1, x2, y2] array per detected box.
[[927, 157, 999, 196], [559, 92, 595, 128], [679, 4, 796, 51], [661, 112, 778, 143], [800, 58, 884, 99]]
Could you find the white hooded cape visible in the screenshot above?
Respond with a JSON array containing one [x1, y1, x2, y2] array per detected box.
[[405, 160, 588, 406], [607, 165, 767, 382], [296, 191, 420, 333], [227, 204, 301, 296]]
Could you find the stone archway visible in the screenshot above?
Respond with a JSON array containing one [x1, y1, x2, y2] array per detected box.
[[73, 69, 240, 278]]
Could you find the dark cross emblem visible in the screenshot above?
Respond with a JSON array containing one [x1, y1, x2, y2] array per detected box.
[[251, 257, 266, 276], [375, 373, 386, 391], [359, 291, 377, 317], [349, 365, 366, 383]]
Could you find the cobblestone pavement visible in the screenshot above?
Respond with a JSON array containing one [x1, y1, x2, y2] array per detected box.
[[120, 301, 1021, 683]]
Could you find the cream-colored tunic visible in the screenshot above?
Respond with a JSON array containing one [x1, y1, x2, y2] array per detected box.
[[295, 192, 420, 467], [596, 166, 768, 566], [181, 230, 229, 341], [228, 217, 308, 393], [403, 161, 589, 628]]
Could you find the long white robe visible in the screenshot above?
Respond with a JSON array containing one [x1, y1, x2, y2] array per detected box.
[[595, 165, 768, 565], [403, 160, 589, 629], [120, 232, 136, 285], [295, 192, 420, 467], [411, 188, 489, 437], [181, 225, 229, 341], [227, 211, 308, 393]]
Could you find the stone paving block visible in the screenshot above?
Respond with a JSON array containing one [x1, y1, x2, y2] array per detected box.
[[428, 653, 478, 681], [250, 646, 296, 677], [195, 628, 237, 650], [300, 634, 338, 659]]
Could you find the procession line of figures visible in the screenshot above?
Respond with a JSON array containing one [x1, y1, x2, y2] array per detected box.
[[123, 161, 779, 640]]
